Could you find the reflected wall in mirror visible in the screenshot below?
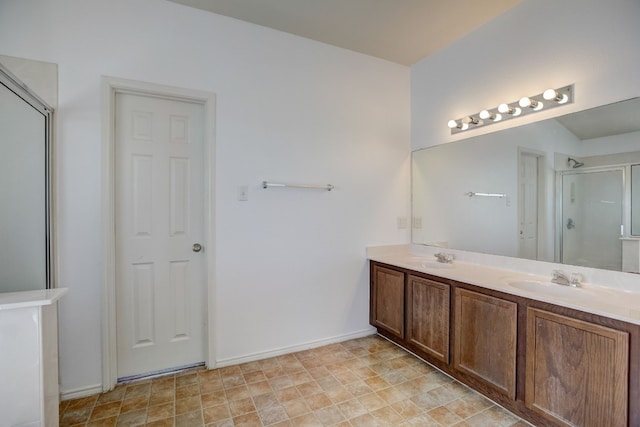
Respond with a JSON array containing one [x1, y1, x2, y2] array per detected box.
[[412, 97, 640, 273], [0, 66, 53, 292]]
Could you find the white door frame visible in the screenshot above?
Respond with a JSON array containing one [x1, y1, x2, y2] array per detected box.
[[101, 76, 216, 391]]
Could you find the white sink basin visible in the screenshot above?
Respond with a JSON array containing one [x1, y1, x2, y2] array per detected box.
[[401, 257, 455, 270], [421, 261, 454, 270], [507, 279, 596, 300]]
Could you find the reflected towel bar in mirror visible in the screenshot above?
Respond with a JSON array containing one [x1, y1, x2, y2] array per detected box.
[[262, 181, 334, 191], [465, 192, 506, 198]]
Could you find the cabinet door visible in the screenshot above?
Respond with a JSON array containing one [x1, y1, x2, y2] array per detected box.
[[454, 288, 517, 399], [370, 264, 405, 338], [406, 275, 450, 363], [526, 308, 628, 427]]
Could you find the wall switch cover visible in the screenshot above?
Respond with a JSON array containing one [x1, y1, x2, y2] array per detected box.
[[238, 185, 249, 201], [397, 217, 408, 229]]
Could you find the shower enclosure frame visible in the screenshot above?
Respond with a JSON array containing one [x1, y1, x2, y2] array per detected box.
[[0, 63, 55, 290], [555, 165, 631, 270]]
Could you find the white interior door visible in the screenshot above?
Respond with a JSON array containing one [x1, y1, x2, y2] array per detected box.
[[518, 153, 539, 260], [115, 92, 206, 379]]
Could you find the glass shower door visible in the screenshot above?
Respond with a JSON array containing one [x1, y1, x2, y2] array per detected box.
[[0, 69, 51, 292], [561, 169, 623, 271]]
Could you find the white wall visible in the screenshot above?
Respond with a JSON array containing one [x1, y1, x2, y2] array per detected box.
[[412, 0, 640, 150], [0, 0, 410, 395]]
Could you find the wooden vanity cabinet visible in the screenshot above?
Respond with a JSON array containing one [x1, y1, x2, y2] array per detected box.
[[525, 308, 629, 427], [369, 260, 639, 426], [454, 288, 517, 399], [406, 274, 450, 363], [370, 263, 405, 339]]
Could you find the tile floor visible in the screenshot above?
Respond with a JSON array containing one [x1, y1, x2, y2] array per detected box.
[[59, 335, 532, 426]]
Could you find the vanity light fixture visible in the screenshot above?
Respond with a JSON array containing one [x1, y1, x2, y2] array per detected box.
[[448, 84, 574, 135]]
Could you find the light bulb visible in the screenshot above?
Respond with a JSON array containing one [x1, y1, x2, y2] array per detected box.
[[460, 123, 469, 131], [448, 119, 458, 129], [543, 89, 557, 100], [519, 97, 532, 108], [479, 110, 502, 122], [519, 97, 543, 111], [463, 116, 479, 125], [543, 88, 568, 104], [498, 103, 521, 116]]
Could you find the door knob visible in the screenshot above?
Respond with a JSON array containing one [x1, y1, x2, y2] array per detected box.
[[192, 243, 203, 253]]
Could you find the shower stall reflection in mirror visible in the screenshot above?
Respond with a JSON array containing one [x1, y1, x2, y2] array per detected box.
[[0, 65, 54, 292], [557, 167, 625, 272]]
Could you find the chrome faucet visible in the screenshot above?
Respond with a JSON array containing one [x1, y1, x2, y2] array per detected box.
[[434, 252, 454, 264], [551, 270, 582, 287]]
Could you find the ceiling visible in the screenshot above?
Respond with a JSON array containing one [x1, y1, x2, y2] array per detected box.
[[556, 97, 640, 141], [167, 0, 521, 65]]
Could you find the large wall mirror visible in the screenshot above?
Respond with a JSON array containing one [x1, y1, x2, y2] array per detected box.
[[412, 97, 640, 273], [0, 65, 54, 292]]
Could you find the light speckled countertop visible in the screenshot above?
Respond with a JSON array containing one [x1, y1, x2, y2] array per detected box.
[[0, 288, 68, 310], [368, 247, 640, 325]]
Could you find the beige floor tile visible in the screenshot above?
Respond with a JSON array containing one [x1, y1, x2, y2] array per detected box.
[[259, 404, 289, 426], [305, 392, 333, 411], [337, 398, 369, 420], [228, 397, 256, 417], [89, 401, 121, 421], [146, 402, 174, 422], [275, 385, 303, 402], [314, 405, 346, 425], [201, 389, 227, 408], [86, 415, 117, 427], [427, 405, 464, 426], [282, 398, 312, 418], [58, 335, 531, 427], [233, 411, 263, 426], [175, 409, 204, 427], [120, 395, 149, 414], [290, 412, 323, 427], [176, 395, 202, 415], [371, 405, 404, 425], [203, 403, 231, 424], [390, 399, 423, 420], [254, 391, 280, 410]]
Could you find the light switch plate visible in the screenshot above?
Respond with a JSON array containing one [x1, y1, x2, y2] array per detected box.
[[238, 185, 248, 201]]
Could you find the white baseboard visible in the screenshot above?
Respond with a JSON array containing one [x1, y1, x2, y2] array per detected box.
[[60, 384, 103, 401], [214, 328, 376, 368]]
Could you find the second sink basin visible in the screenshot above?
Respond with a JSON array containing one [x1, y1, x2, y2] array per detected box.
[[507, 279, 596, 300]]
